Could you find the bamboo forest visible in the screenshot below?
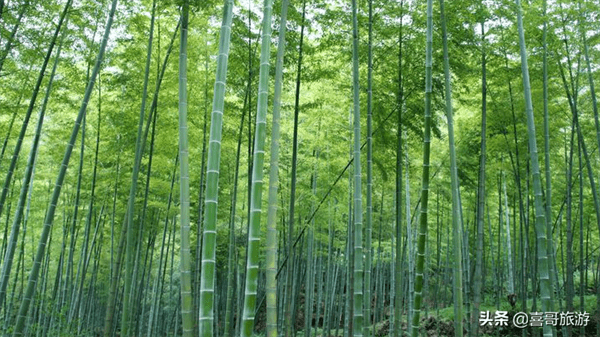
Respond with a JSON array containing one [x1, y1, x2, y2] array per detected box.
[[2, 0, 600, 335]]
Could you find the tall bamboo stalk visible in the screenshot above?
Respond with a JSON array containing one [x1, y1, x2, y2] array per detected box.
[[224, 81, 248, 337], [566, 115, 575, 337], [0, 0, 71, 223], [0, 20, 65, 312], [411, 0, 433, 333], [285, 1, 306, 335], [394, 1, 404, 335], [0, 110, 19, 169], [13, 1, 118, 335], [515, 0, 554, 335], [0, 2, 27, 75], [147, 156, 178, 337], [542, 0, 557, 312], [264, 0, 289, 335], [364, 0, 373, 335], [439, 0, 463, 334], [104, 18, 179, 336], [194, 43, 210, 327], [560, 55, 600, 337], [502, 169, 515, 296], [120, 1, 156, 333], [240, 0, 273, 333], [578, 0, 600, 328], [199, 0, 234, 335], [177, 1, 194, 335], [351, 0, 363, 334], [472, 8, 487, 334], [71, 49, 102, 331]]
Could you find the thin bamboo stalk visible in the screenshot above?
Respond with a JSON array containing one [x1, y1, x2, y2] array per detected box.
[[14, 1, 118, 335]]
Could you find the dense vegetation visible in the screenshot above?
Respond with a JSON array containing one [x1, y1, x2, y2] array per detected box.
[[0, 0, 599, 336]]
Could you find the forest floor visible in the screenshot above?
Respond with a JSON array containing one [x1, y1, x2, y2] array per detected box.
[[265, 295, 599, 336], [370, 312, 599, 336]]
